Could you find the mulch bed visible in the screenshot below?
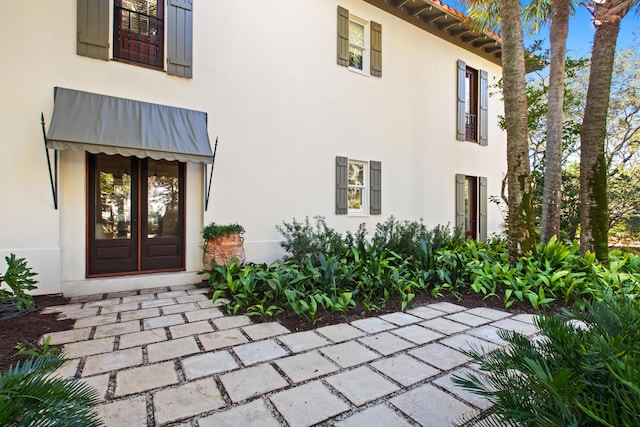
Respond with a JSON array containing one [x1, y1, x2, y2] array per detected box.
[[0, 295, 74, 373]]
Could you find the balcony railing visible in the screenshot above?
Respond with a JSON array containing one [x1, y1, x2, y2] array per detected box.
[[114, 4, 163, 68], [465, 113, 477, 142]]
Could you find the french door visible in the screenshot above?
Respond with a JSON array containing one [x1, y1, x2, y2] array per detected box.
[[88, 153, 185, 276]]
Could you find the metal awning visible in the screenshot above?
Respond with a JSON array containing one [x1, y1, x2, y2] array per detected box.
[[46, 87, 213, 164]]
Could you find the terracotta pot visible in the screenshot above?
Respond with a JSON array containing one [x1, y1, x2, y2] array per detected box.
[[203, 233, 245, 269]]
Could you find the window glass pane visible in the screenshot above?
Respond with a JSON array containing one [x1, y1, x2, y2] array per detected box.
[[348, 188, 363, 209], [96, 155, 131, 240], [348, 163, 364, 186], [349, 47, 363, 70], [147, 160, 180, 238], [465, 74, 472, 114], [349, 21, 365, 47], [121, 0, 158, 35], [464, 180, 471, 231]]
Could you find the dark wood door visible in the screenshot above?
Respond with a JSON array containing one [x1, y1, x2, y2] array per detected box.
[[88, 154, 184, 276]]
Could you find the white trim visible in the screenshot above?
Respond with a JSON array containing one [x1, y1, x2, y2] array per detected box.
[[347, 159, 369, 216], [348, 13, 370, 75]]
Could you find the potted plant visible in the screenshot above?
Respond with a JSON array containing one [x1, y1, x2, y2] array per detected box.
[[202, 222, 246, 269]]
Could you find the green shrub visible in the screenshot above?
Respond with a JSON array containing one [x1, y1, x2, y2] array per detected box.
[[0, 254, 38, 311], [202, 222, 245, 240], [276, 216, 350, 263], [453, 291, 640, 426], [0, 353, 103, 426]]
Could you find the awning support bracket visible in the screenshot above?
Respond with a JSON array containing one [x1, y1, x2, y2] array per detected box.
[[205, 137, 218, 211], [41, 112, 58, 210]]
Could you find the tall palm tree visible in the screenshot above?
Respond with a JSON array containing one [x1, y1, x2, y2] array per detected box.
[[580, 0, 638, 260], [540, 0, 570, 243]]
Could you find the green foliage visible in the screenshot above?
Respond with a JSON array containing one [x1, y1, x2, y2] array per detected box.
[[0, 254, 38, 311], [14, 337, 59, 358], [0, 353, 103, 426], [201, 222, 245, 240], [276, 216, 352, 263], [453, 292, 640, 426]]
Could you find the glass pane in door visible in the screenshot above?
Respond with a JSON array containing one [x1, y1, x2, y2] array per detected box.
[[95, 155, 132, 240], [146, 159, 180, 238]]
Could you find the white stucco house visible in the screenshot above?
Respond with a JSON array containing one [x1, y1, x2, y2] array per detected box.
[[0, 0, 506, 296]]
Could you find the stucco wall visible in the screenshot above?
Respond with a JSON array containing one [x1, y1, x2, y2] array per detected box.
[[0, 0, 507, 295]]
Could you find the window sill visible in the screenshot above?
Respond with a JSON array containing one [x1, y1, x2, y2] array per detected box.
[[111, 57, 165, 73], [347, 67, 371, 77], [348, 212, 370, 217]]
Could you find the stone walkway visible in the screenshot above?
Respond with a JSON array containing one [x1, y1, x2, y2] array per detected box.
[[42, 284, 539, 426]]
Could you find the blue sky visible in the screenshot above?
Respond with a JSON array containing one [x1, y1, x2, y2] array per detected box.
[[445, 1, 639, 57]]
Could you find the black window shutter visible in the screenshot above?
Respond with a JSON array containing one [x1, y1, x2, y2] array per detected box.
[[479, 70, 489, 146], [336, 156, 348, 214], [479, 177, 488, 241], [370, 22, 382, 77], [370, 161, 382, 215], [167, 0, 193, 78], [456, 60, 466, 141], [77, 0, 109, 60], [455, 174, 466, 234], [337, 6, 350, 67]]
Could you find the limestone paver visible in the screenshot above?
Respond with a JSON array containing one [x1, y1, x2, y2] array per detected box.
[[371, 353, 440, 386], [275, 351, 339, 383], [406, 305, 446, 319], [350, 317, 396, 334], [63, 336, 115, 358], [93, 320, 141, 338], [198, 399, 281, 427], [175, 294, 208, 304], [153, 378, 225, 425], [182, 351, 239, 380], [120, 307, 160, 321], [99, 301, 140, 314], [162, 302, 199, 314], [80, 374, 110, 402], [197, 299, 217, 309], [269, 381, 350, 427], [55, 308, 99, 320], [53, 359, 80, 378], [510, 313, 537, 325], [84, 298, 121, 308], [433, 370, 493, 410], [316, 324, 366, 343], [157, 290, 189, 298], [335, 405, 413, 427], [106, 290, 138, 299], [140, 298, 175, 308], [466, 307, 512, 320], [121, 294, 156, 303], [421, 317, 470, 334], [119, 329, 167, 349], [358, 332, 415, 356], [82, 347, 143, 376], [185, 307, 224, 322], [440, 334, 502, 355], [233, 339, 289, 365], [467, 325, 509, 345], [114, 361, 179, 396], [379, 312, 422, 326], [43, 327, 92, 345], [169, 320, 213, 338], [213, 315, 252, 330], [140, 286, 168, 294], [199, 328, 248, 351], [425, 301, 467, 313], [409, 343, 472, 370], [491, 318, 539, 336], [326, 366, 400, 406], [95, 395, 148, 426], [320, 341, 380, 368], [242, 322, 290, 340], [42, 303, 83, 314], [445, 311, 493, 327], [391, 383, 476, 427], [74, 314, 118, 328], [277, 330, 330, 353], [147, 336, 200, 363], [143, 313, 184, 329], [220, 364, 288, 403], [69, 294, 104, 303], [390, 324, 444, 344]]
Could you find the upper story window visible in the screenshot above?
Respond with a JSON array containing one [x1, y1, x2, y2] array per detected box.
[[337, 6, 382, 77], [457, 60, 488, 145], [114, 0, 164, 69], [76, 0, 193, 78]]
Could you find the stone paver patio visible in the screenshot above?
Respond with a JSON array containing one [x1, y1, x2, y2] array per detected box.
[[41, 284, 539, 426]]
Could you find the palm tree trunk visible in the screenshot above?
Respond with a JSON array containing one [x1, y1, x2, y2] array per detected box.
[[498, 0, 536, 264], [540, 0, 569, 243], [580, 19, 620, 260]]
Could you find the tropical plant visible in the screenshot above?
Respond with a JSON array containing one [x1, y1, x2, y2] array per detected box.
[[453, 291, 640, 426], [0, 253, 38, 311], [0, 353, 103, 426], [201, 222, 245, 240]]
